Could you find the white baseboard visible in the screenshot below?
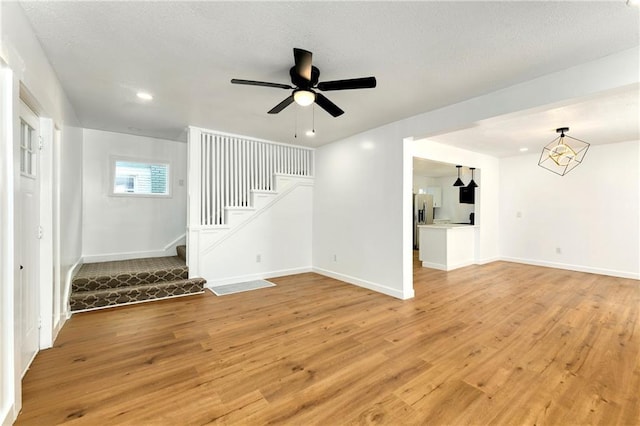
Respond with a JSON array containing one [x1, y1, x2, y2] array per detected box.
[[205, 267, 313, 287], [312, 267, 413, 300], [62, 257, 82, 317], [0, 404, 17, 426], [421, 260, 475, 271], [500, 256, 640, 280], [475, 255, 501, 265], [83, 234, 187, 263]]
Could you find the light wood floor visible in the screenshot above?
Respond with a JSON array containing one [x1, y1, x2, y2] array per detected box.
[[17, 254, 640, 425]]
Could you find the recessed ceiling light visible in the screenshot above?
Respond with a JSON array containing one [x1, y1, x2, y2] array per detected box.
[[305, 130, 315, 137], [136, 92, 153, 101], [520, 147, 529, 152]]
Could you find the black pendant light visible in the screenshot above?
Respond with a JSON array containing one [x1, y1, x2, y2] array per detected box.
[[453, 165, 464, 187], [467, 167, 478, 188]]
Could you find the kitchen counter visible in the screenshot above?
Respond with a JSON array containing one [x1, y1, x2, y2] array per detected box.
[[419, 224, 477, 229], [418, 224, 477, 271]]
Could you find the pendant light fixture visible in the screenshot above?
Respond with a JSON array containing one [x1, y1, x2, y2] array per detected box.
[[467, 167, 478, 188], [538, 127, 590, 176], [453, 165, 464, 187]]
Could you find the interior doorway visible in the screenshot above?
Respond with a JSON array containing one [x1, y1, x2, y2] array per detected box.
[[18, 100, 40, 377]]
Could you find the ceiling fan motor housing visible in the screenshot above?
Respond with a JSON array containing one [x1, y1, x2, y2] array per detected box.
[[290, 66, 320, 88], [231, 48, 376, 117]]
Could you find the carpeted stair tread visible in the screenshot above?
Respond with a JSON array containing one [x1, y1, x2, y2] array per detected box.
[[72, 256, 188, 292], [176, 245, 187, 262], [70, 278, 206, 312]]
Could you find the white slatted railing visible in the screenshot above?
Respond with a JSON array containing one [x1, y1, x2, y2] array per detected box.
[[195, 131, 313, 226]]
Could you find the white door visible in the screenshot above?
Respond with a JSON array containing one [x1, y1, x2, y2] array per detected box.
[[18, 101, 40, 377]]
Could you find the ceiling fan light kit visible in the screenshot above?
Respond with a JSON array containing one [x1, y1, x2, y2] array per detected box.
[[231, 48, 377, 118], [538, 127, 590, 176], [293, 89, 315, 106]]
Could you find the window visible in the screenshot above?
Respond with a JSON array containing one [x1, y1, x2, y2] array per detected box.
[[20, 119, 36, 177], [112, 159, 170, 197]]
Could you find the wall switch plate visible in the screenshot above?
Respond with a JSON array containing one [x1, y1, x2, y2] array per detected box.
[[256, 254, 261, 263], [516, 211, 522, 218], [333, 254, 337, 262], [556, 247, 562, 254]]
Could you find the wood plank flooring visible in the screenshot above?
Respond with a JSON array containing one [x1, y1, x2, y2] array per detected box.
[[16, 254, 640, 425]]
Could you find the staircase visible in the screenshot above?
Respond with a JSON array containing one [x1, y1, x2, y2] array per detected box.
[[70, 245, 205, 312]]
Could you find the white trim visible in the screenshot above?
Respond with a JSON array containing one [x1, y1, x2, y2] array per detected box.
[[475, 255, 501, 265], [188, 126, 316, 151], [38, 116, 54, 350], [313, 267, 415, 300], [500, 257, 640, 280], [205, 267, 312, 287], [55, 257, 82, 338], [163, 233, 186, 252], [1, 403, 15, 426], [0, 62, 18, 426], [200, 180, 313, 256], [420, 260, 476, 271], [52, 127, 62, 345], [83, 234, 186, 263], [83, 248, 178, 263], [108, 156, 172, 198], [402, 137, 414, 298]]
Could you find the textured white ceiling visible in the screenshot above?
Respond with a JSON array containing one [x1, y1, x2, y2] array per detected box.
[[19, 1, 640, 149]]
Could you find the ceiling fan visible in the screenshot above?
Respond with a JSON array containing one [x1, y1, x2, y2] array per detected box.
[[231, 48, 376, 117]]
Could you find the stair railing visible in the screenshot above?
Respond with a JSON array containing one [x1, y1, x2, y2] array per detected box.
[[188, 127, 314, 227]]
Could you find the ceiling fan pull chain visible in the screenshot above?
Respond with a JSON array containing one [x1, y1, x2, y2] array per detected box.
[[294, 105, 298, 139]]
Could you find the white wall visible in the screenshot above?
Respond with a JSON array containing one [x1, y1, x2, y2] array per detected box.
[[82, 129, 187, 261], [313, 126, 411, 299], [313, 49, 638, 302], [58, 125, 83, 326], [197, 182, 313, 286], [1, 2, 83, 423], [500, 140, 640, 279]]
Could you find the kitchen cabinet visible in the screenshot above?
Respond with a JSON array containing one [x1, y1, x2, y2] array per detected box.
[[426, 186, 442, 208], [418, 224, 477, 271]]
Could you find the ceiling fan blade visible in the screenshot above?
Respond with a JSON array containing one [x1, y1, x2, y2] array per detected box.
[[268, 95, 295, 114], [231, 79, 293, 90], [317, 77, 377, 91], [293, 48, 313, 82], [315, 93, 344, 117]]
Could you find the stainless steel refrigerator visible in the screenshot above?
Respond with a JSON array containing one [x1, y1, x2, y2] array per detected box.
[[413, 194, 433, 249]]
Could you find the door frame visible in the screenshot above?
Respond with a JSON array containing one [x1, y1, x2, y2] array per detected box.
[[0, 58, 17, 426], [17, 98, 41, 378], [18, 83, 55, 349]]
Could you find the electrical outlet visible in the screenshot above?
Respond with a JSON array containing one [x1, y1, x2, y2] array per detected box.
[[256, 254, 261, 263], [556, 247, 562, 254]]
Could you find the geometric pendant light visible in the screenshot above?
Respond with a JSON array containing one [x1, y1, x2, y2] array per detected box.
[[538, 127, 590, 176], [453, 165, 465, 186]]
